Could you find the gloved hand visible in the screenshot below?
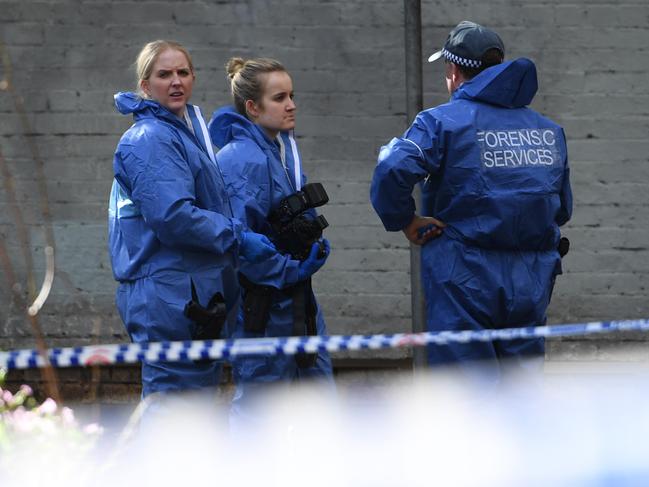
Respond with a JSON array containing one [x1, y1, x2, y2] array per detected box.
[[297, 239, 330, 281], [402, 214, 445, 245], [240, 231, 277, 263]]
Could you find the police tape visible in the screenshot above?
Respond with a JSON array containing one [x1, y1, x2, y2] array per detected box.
[[1, 318, 649, 370]]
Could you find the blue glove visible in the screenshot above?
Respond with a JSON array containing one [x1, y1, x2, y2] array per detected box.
[[240, 231, 277, 263], [297, 239, 330, 281]]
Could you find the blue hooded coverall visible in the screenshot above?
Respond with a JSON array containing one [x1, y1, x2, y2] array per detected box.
[[109, 92, 243, 397], [209, 107, 334, 414], [370, 59, 572, 380]]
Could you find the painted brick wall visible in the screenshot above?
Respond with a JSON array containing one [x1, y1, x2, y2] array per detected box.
[[1, 0, 648, 369]]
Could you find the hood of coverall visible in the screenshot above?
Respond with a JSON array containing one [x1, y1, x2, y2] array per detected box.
[[114, 91, 184, 120], [452, 57, 538, 108], [209, 105, 275, 151], [114, 91, 159, 114]]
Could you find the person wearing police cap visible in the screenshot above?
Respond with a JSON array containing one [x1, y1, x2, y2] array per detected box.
[[371, 21, 572, 382]]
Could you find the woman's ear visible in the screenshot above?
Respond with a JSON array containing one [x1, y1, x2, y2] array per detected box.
[[245, 99, 260, 120], [140, 80, 150, 98]]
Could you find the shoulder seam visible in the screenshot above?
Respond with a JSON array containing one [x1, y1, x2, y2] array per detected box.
[[403, 138, 425, 159]]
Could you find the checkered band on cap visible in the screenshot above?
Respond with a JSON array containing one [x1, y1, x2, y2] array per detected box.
[[442, 48, 482, 68]]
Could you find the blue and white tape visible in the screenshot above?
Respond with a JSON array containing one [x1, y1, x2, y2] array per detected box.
[[1, 318, 648, 370]]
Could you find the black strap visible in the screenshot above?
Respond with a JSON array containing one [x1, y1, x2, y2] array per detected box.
[[238, 273, 318, 368], [239, 273, 274, 334], [190, 278, 199, 302], [292, 279, 317, 368]]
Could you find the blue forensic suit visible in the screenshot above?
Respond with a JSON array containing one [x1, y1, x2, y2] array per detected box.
[[370, 58, 572, 380], [209, 107, 334, 414], [109, 92, 243, 397]]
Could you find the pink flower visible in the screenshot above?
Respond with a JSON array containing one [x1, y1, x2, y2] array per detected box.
[[19, 384, 33, 396], [37, 397, 58, 415], [2, 390, 13, 403]]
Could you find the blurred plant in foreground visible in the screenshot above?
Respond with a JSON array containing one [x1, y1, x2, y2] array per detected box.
[[0, 367, 103, 485]]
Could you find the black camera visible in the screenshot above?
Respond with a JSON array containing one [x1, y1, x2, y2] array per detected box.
[[269, 183, 329, 261], [269, 182, 329, 225]]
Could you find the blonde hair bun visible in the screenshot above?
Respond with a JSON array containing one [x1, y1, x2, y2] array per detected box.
[[226, 57, 246, 80], [226, 57, 286, 117]]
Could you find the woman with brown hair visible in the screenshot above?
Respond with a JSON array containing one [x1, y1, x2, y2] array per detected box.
[[209, 57, 334, 423]]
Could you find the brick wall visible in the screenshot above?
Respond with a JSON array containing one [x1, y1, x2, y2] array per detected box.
[[1, 0, 648, 391]]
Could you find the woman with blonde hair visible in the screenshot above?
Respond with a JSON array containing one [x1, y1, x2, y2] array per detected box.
[[109, 42, 277, 398], [209, 57, 334, 423]]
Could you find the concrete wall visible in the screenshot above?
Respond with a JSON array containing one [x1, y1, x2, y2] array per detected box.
[[1, 0, 648, 373]]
